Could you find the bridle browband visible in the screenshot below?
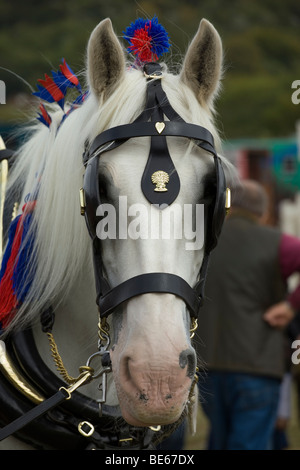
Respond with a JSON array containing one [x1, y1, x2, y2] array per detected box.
[[81, 62, 229, 321]]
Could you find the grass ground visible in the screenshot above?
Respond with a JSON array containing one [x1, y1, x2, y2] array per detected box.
[[184, 382, 300, 450]]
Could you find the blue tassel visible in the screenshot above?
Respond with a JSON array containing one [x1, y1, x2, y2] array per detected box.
[[0, 201, 36, 332], [0, 215, 21, 280], [0, 216, 21, 334], [13, 211, 36, 304]]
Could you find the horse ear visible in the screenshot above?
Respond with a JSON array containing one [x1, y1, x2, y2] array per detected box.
[[87, 18, 125, 100], [180, 19, 222, 107]]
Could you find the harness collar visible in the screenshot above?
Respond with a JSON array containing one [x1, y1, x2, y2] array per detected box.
[[0, 327, 175, 449]]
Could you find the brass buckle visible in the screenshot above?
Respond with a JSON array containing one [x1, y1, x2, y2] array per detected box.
[[149, 425, 161, 432], [144, 71, 162, 80], [79, 187, 86, 215], [225, 187, 231, 214], [119, 437, 133, 444], [78, 421, 95, 437]]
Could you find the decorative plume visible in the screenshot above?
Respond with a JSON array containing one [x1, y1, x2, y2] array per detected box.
[[33, 59, 85, 129], [37, 103, 52, 128], [123, 17, 170, 64], [52, 58, 82, 94], [33, 73, 65, 109]]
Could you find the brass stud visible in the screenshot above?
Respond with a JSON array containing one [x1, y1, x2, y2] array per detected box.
[[155, 122, 165, 134], [151, 170, 169, 192]]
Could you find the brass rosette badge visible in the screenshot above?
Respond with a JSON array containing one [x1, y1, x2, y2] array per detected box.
[[151, 171, 169, 192]]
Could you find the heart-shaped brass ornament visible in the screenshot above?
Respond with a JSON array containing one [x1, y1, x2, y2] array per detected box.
[[155, 122, 165, 134]]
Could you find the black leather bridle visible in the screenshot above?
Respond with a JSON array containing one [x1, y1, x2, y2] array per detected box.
[[82, 62, 228, 322]]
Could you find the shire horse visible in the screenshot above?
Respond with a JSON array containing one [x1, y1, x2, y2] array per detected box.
[[0, 18, 232, 449]]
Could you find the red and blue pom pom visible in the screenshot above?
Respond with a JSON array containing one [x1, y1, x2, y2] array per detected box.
[[123, 17, 170, 64]]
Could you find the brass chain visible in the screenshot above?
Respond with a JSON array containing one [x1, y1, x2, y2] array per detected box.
[[46, 315, 110, 385], [98, 316, 110, 344], [190, 317, 198, 339], [46, 332, 93, 385], [47, 315, 196, 386]]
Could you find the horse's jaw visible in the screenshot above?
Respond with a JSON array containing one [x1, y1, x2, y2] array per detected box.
[[109, 293, 196, 427]]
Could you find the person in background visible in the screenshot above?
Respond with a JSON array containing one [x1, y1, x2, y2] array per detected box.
[[195, 179, 300, 450]]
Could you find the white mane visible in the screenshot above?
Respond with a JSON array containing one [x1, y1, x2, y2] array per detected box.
[[4, 64, 227, 334]]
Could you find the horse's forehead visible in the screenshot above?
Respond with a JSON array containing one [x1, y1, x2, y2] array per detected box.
[[99, 139, 212, 189]]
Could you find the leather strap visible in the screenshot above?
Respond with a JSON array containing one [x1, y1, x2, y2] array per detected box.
[[98, 272, 202, 318], [0, 329, 168, 448], [140, 132, 181, 205], [0, 369, 86, 449], [0, 388, 68, 441], [0, 148, 14, 163], [12, 328, 110, 422], [86, 121, 215, 161]]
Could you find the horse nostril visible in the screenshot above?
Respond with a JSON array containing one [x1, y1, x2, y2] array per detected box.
[[179, 349, 196, 379]]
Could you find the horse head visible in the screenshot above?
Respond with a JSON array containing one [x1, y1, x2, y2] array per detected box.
[[0, 17, 231, 445], [82, 18, 225, 427]]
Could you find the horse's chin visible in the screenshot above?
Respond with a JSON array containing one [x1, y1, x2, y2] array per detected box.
[[112, 365, 190, 427], [119, 402, 184, 428]]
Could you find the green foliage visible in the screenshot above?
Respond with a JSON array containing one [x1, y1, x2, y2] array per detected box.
[[0, 0, 300, 138]]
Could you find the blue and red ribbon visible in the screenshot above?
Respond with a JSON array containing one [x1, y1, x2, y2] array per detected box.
[[0, 201, 36, 332], [33, 59, 84, 129]]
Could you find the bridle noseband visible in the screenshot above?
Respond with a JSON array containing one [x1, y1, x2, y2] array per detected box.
[[81, 62, 230, 322]]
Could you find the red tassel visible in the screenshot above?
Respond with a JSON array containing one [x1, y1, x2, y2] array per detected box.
[[0, 215, 24, 328]]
